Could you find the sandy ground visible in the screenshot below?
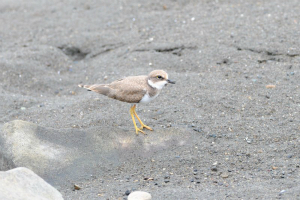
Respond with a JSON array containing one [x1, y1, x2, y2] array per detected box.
[[1, 0, 300, 199]]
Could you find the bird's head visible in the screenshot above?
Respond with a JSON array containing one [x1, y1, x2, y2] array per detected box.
[[147, 70, 175, 90]]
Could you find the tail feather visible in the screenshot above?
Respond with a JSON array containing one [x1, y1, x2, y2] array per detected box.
[[78, 84, 91, 91], [78, 84, 110, 95]]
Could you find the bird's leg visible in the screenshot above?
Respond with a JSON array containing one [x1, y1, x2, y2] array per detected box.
[[132, 105, 153, 131], [130, 105, 145, 134]]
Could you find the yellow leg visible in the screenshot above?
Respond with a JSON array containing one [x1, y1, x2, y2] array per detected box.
[[132, 105, 153, 131], [130, 105, 145, 134]]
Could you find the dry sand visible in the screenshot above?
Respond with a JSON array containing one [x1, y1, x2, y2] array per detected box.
[[0, 0, 300, 199]]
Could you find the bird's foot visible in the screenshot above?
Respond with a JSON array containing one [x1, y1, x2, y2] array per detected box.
[[139, 124, 153, 131], [135, 126, 146, 135]]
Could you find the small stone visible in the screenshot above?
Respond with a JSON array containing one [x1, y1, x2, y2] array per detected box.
[[193, 127, 202, 132], [125, 190, 131, 196], [246, 138, 252, 144], [143, 177, 154, 181], [128, 191, 151, 200], [266, 84, 276, 89], [211, 166, 218, 172], [272, 166, 278, 170], [20, 107, 26, 110], [74, 184, 81, 190], [221, 173, 229, 178], [279, 190, 286, 195], [222, 58, 230, 64]]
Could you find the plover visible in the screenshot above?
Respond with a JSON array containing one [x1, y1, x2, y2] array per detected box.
[[78, 70, 175, 134]]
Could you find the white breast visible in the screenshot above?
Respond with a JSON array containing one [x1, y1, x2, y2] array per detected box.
[[139, 92, 159, 104]]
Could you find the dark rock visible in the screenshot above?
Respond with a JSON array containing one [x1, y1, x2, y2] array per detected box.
[[211, 166, 218, 172], [193, 127, 203, 132]]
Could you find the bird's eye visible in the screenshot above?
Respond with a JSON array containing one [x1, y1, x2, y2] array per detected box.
[[157, 75, 162, 79]]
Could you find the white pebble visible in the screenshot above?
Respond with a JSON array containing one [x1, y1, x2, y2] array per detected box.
[[128, 191, 151, 200], [279, 190, 286, 194]]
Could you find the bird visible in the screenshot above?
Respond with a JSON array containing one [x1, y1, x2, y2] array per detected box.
[[78, 70, 175, 134]]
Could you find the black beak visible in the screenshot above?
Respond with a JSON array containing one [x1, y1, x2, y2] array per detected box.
[[167, 79, 176, 84]]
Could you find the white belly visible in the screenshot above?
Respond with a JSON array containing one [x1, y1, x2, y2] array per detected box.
[[139, 92, 159, 104]]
